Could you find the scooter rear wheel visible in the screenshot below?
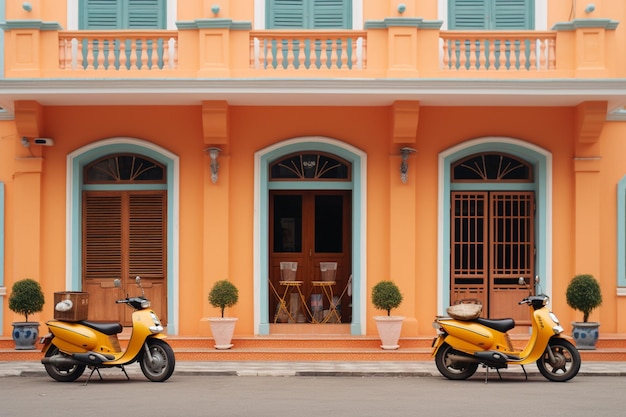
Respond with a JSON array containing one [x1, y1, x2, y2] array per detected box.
[[43, 344, 86, 382], [435, 342, 479, 380], [140, 338, 176, 382], [536, 338, 581, 382]]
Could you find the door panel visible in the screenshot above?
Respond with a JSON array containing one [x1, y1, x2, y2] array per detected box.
[[270, 190, 351, 323], [83, 190, 167, 325], [451, 191, 534, 323]]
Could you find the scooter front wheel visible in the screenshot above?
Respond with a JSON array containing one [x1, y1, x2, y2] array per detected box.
[[536, 338, 581, 382], [43, 344, 86, 382], [435, 342, 479, 380], [140, 338, 176, 382]]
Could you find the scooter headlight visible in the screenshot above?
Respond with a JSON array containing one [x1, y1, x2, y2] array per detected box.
[[140, 299, 151, 309], [549, 312, 560, 325], [149, 312, 164, 333]]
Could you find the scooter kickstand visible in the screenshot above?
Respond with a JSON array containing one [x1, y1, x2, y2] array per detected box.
[[521, 364, 528, 380], [84, 367, 103, 386], [120, 365, 130, 380]]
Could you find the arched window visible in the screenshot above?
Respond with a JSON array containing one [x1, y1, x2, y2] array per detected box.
[[270, 152, 351, 181], [452, 152, 532, 182], [84, 154, 165, 184]]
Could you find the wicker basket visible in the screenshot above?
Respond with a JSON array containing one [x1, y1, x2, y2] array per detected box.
[[320, 262, 337, 281], [280, 262, 298, 281], [446, 303, 482, 320], [54, 291, 89, 322]]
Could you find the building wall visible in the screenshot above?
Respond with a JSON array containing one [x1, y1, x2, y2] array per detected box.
[[2, 0, 626, 337]]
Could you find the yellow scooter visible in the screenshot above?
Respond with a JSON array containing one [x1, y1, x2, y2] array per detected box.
[[40, 277, 175, 384], [431, 277, 580, 382]]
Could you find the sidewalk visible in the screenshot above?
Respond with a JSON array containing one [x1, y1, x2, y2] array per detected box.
[[2, 360, 626, 378]]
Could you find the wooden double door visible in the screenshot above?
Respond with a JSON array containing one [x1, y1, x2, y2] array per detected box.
[[269, 190, 352, 323], [82, 190, 167, 326], [451, 191, 535, 324]]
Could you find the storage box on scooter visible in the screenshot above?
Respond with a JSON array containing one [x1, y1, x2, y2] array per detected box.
[[54, 292, 89, 322]]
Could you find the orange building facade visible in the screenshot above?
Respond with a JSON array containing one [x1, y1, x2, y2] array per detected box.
[[1, 0, 626, 342]]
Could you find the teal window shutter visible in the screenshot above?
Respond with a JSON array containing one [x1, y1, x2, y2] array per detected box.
[[267, 0, 351, 29], [449, 0, 533, 30], [80, 0, 166, 29]]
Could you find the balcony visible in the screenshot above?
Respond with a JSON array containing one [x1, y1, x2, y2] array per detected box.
[[1, 18, 619, 80]]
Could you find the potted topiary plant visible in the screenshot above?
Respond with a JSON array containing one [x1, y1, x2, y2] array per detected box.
[[566, 274, 603, 350], [207, 279, 239, 349], [8, 278, 45, 350], [371, 280, 404, 350]]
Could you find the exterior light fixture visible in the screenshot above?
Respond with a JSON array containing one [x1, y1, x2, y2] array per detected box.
[[399, 147, 416, 184], [585, 3, 596, 14], [206, 147, 221, 184]]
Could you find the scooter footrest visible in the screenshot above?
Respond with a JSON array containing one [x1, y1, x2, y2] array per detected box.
[[474, 350, 508, 366], [74, 352, 115, 366]]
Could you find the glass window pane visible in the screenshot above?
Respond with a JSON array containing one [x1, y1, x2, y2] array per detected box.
[[273, 195, 302, 253], [315, 195, 343, 253]]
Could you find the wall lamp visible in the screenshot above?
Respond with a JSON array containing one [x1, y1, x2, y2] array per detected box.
[[205, 147, 221, 184], [399, 147, 416, 184]]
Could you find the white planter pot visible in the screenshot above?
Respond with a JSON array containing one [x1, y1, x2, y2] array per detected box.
[[373, 316, 404, 350], [208, 317, 238, 349]]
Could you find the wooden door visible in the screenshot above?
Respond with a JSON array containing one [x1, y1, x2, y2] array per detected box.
[[451, 191, 534, 323], [82, 190, 167, 325], [269, 190, 352, 323]]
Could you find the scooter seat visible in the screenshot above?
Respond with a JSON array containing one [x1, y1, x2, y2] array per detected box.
[[475, 317, 516, 333], [81, 321, 123, 335]]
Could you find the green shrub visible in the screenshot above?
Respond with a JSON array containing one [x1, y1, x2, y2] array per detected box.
[[208, 280, 239, 318], [566, 274, 602, 322], [371, 280, 403, 316], [8, 278, 45, 322]]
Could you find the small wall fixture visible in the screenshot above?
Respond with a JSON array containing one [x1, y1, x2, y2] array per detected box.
[[399, 147, 416, 184], [206, 147, 221, 184], [585, 3, 596, 14]]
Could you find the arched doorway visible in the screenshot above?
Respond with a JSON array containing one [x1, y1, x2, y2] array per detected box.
[[438, 138, 552, 321], [66, 138, 180, 333], [255, 137, 367, 335]]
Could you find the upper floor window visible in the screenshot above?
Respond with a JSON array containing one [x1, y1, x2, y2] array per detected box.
[[267, 0, 352, 29], [448, 0, 535, 30], [80, 0, 167, 30]]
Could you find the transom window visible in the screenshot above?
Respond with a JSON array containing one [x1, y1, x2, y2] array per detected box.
[[270, 152, 351, 180], [84, 154, 165, 183], [452, 153, 532, 182]]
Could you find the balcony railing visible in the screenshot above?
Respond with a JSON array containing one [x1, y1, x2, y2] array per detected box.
[[2, 24, 616, 79]]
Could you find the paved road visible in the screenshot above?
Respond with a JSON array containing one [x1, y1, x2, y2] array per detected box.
[[0, 374, 621, 417]]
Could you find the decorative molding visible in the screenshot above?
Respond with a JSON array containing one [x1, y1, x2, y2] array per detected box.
[[552, 18, 619, 31], [176, 19, 252, 30], [576, 101, 607, 144], [14, 100, 43, 139], [365, 18, 442, 30], [0, 20, 63, 31], [202, 101, 229, 145], [391, 101, 420, 143]]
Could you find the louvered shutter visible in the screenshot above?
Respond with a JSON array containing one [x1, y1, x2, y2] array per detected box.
[[493, 0, 533, 29], [81, 0, 122, 29], [268, 0, 305, 28], [449, 0, 487, 29], [449, 0, 533, 30], [267, 0, 351, 29], [128, 0, 166, 29], [83, 193, 123, 280], [313, 0, 351, 29], [128, 192, 166, 278]]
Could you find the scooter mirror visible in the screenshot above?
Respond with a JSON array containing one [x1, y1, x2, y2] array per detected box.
[[114, 279, 121, 288], [518, 277, 526, 285]]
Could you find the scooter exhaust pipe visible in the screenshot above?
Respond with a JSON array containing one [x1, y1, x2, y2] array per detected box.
[[447, 353, 482, 364], [41, 356, 82, 368]]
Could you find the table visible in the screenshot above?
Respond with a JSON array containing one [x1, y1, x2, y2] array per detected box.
[[270, 280, 309, 323], [310, 281, 341, 323]]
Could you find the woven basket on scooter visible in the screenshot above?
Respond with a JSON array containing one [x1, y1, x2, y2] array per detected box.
[[446, 303, 482, 320]]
